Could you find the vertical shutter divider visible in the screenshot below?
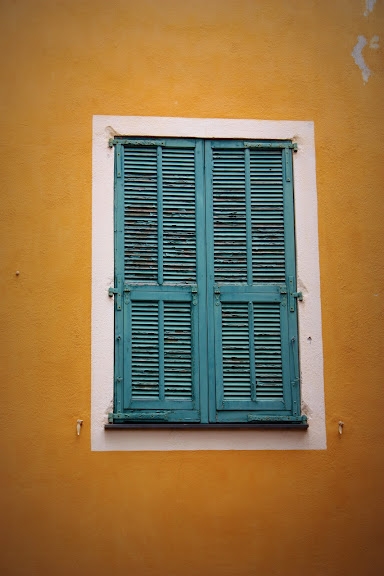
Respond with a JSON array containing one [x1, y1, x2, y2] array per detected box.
[[157, 146, 163, 285], [245, 148, 253, 286], [204, 141, 217, 421]]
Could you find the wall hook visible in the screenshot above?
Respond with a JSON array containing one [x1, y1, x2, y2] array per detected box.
[[338, 421, 344, 435], [76, 419, 83, 436]]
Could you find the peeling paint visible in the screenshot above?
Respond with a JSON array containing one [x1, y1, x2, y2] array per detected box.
[[301, 401, 313, 418], [106, 125, 122, 138], [352, 35, 371, 83], [364, 0, 376, 17], [370, 35, 380, 49]]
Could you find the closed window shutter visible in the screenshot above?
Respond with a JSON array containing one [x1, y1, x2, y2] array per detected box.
[[206, 141, 301, 422], [112, 139, 203, 422], [111, 137, 303, 424]]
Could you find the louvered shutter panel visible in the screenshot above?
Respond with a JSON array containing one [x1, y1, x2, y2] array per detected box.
[[206, 140, 301, 422], [112, 138, 204, 423]]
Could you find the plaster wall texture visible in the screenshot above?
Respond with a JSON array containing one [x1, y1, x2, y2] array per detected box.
[[0, 1, 383, 575]]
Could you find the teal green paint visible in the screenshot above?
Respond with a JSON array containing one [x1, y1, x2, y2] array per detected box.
[[157, 146, 164, 285], [204, 141, 217, 423], [114, 143, 125, 415], [111, 138, 302, 424], [282, 148, 301, 417], [194, 139, 207, 422], [123, 290, 132, 408], [115, 138, 201, 422], [248, 302, 256, 402], [245, 148, 253, 285], [158, 300, 165, 401]]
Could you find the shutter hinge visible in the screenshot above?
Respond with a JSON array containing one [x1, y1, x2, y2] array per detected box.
[[108, 287, 122, 310], [289, 276, 303, 312], [108, 276, 123, 310]]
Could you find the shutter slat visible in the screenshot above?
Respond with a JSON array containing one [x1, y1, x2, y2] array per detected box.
[[254, 303, 284, 401], [164, 302, 193, 399], [131, 302, 159, 399], [251, 150, 285, 283], [163, 148, 197, 283], [124, 147, 158, 282], [213, 149, 247, 283], [221, 303, 252, 400]]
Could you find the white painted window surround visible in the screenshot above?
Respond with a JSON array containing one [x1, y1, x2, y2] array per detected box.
[[92, 116, 326, 451]]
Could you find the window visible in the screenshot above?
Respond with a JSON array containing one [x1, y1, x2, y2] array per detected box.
[[108, 136, 305, 426], [92, 116, 325, 450]]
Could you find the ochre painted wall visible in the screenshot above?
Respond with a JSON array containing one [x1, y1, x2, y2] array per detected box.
[[1, 1, 383, 574]]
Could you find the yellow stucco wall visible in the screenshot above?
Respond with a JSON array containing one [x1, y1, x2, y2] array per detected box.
[[1, 1, 383, 574]]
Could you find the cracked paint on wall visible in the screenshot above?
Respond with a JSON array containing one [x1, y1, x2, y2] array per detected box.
[[352, 35, 380, 83]]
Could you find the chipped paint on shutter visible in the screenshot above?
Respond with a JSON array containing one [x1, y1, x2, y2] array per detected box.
[[163, 148, 196, 283], [212, 149, 247, 283], [221, 303, 251, 400], [124, 147, 158, 282], [131, 302, 159, 399], [254, 302, 284, 401], [164, 302, 193, 399], [251, 150, 285, 283]]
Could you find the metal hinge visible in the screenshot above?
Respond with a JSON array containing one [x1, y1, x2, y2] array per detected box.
[[289, 276, 303, 312], [108, 276, 123, 310]]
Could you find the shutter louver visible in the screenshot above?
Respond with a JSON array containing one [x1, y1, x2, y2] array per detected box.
[[124, 148, 158, 282], [164, 302, 193, 400], [221, 303, 251, 400], [212, 149, 247, 283], [163, 148, 196, 283], [254, 303, 284, 401], [251, 151, 285, 283], [131, 302, 159, 399]]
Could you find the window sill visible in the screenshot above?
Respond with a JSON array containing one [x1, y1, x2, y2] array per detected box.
[[105, 422, 308, 430]]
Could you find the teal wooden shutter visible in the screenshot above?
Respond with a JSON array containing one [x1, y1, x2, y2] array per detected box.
[[205, 140, 303, 423], [111, 138, 205, 423]]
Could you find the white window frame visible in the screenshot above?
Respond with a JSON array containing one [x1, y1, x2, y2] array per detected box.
[[92, 115, 326, 451]]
